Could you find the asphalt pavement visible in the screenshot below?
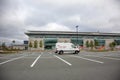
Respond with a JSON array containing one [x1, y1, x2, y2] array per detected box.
[[0, 51, 120, 80]]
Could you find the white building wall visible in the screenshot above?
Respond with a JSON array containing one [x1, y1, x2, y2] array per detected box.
[[28, 38, 44, 50], [58, 38, 70, 43], [13, 46, 25, 50], [105, 39, 114, 49]]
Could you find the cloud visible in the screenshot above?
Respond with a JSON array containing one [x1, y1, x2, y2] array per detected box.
[[0, 0, 120, 44], [27, 23, 72, 31]]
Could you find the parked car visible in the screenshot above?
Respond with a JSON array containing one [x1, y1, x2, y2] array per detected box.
[[55, 42, 80, 54]]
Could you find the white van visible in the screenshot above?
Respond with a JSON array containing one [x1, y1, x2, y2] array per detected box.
[[55, 42, 80, 54]]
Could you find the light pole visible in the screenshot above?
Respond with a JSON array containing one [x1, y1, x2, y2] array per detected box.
[[76, 25, 79, 46]]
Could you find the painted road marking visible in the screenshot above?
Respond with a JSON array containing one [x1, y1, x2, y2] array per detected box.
[[83, 55, 120, 60], [0, 54, 24, 59], [0, 55, 26, 65], [30, 53, 43, 67], [102, 57, 120, 60], [71, 55, 104, 64], [54, 55, 72, 66]]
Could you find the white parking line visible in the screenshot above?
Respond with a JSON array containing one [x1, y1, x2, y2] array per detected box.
[[71, 55, 104, 64], [83, 55, 120, 60], [30, 53, 42, 67], [54, 55, 72, 66], [0, 54, 23, 59], [0, 55, 26, 65], [102, 57, 120, 60]]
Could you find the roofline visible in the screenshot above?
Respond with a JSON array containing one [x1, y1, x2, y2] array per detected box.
[[25, 31, 120, 36]]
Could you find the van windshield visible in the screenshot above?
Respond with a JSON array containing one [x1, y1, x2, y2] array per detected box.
[[71, 45, 76, 48]]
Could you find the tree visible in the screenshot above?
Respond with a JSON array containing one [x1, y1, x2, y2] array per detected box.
[[85, 40, 90, 48], [109, 41, 116, 50], [11, 40, 15, 49], [12, 40, 15, 44], [34, 40, 38, 48], [94, 40, 99, 49], [89, 40, 94, 50], [2, 42, 7, 50], [39, 40, 43, 48], [29, 41, 32, 50], [112, 42, 117, 47]]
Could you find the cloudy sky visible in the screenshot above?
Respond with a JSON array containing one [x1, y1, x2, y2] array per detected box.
[[0, 0, 120, 44]]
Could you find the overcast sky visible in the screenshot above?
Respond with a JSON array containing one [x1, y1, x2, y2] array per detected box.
[[0, 0, 120, 44]]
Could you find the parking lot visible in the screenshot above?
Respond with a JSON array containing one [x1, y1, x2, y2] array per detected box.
[[0, 51, 120, 80]]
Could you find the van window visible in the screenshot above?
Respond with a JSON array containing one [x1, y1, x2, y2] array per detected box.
[[71, 45, 76, 48]]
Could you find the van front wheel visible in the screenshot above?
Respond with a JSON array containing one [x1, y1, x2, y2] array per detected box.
[[75, 51, 79, 54], [59, 51, 64, 55]]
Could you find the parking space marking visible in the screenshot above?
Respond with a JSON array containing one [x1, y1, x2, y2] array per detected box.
[[30, 53, 42, 67], [71, 55, 104, 64], [54, 55, 72, 66], [83, 55, 120, 60], [0, 54, 24, 59], [102, 56, 120, 60], [0, 55, 26, 65]]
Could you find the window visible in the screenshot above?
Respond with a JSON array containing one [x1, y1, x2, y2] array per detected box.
[[94, 39, 105, 46], [115, 40, 120, 45], [71, 38, 83, 46]]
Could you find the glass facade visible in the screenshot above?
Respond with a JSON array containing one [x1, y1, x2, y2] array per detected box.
[[115, 40, 120, 45], [44, 38, 57, 49], [94, 39, 105, 46], [71, 38, 83, 46]]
